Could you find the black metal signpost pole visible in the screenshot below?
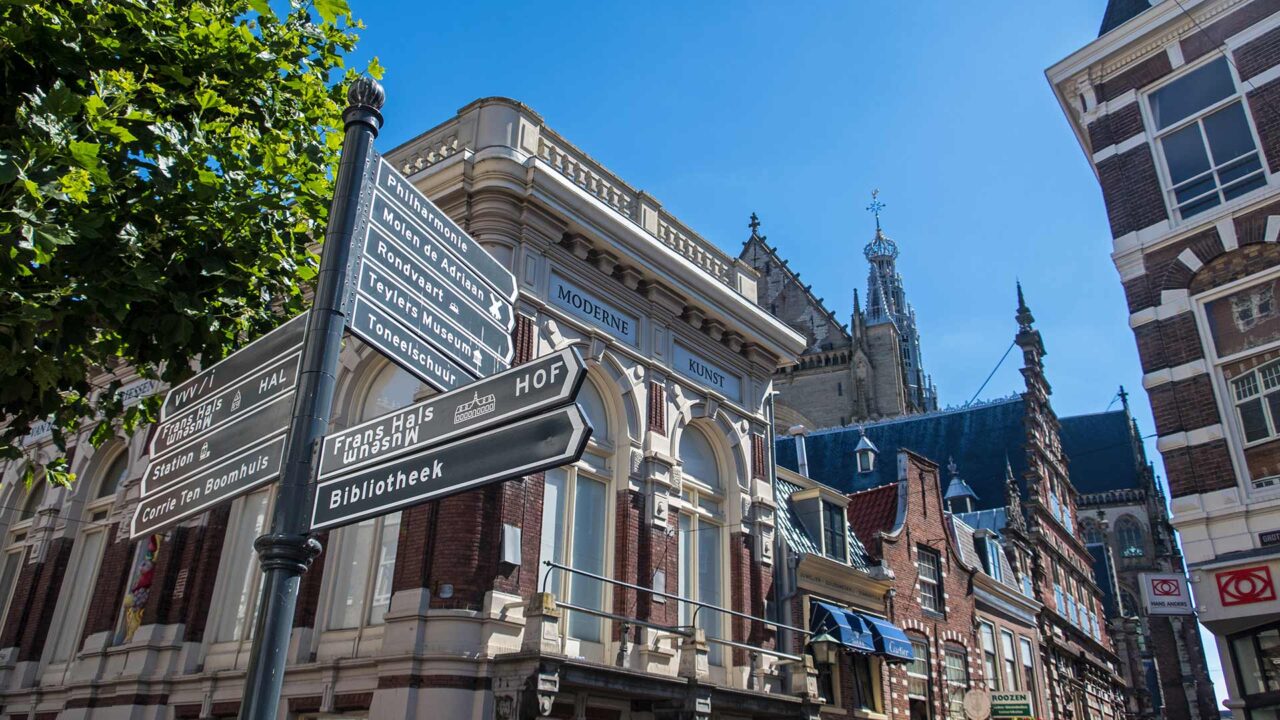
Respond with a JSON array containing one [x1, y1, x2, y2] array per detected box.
[[238, 78, 384, 720]]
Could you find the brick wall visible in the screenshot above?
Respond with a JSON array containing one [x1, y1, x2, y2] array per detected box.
[[1132, 314, 1205, 374], [1097, 145, 1169, 238], [1147, 374, 1222, 436], [879, 453, 982, 720], [1162, 439, 1236, 496], [1097, 53, 1173, 103], [1236, 25, 1280, 81], [1183, 0, 1280, 63], [17, 538, 72, 661], [1249, 79, 1280, 174], [1088, 103, 1145, 150]]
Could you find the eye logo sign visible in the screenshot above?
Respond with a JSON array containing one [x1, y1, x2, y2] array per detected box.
[[1216, 566, 1277, 607], [1150, 578, 1182, 597]]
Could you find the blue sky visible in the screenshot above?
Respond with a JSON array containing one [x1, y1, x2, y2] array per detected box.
[[348, 0, 1228, 699]]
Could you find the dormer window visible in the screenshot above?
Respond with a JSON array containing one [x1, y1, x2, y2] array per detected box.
[[854, 430, 878, 473], [821, 500, 848, 563]]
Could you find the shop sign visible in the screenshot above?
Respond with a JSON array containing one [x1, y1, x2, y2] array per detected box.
[[1260, 529, 1280, 547], [1139, 572, 1194, 615], [674, 342, 741, 402], [1216, 565, 1277, 607], [549, 272, 638, 346], [990, 691, 1034, 720]]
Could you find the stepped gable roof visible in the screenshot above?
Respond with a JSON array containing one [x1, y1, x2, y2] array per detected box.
[[739, 226, 851, 346], [1059, 410, 1141, 494], [775, 477, 874, 571], [1099, 0, 1153, 36], [844, 483, 900, 560], [776, 397, 1028, 502]]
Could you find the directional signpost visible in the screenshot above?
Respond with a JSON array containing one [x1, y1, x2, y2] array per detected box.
[[130, 312, 307, 538], [220, 79, 590, 719]]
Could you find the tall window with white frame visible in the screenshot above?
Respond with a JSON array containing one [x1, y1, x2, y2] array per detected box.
[[205, 485, 273, 666], [0, 480, 46, 631], [907, 636, 932, 720], [1148, 55, 1267, 220], [540, 375, 612, 649], [980, 622, 1000, 691], [917, 545, 943, 615], [45, 449, 127, 674], [944, 645, 970, 720], [323, 363, 420, 645], [1000, 629, 1020, 691], [677, 425, 726, 667], [1019, 635, 1038, 715], [821, 500, 847, 563], [1231, 359, 1280, 445]]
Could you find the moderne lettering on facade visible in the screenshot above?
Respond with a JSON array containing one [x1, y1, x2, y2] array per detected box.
[[549, 273, 638, 346]]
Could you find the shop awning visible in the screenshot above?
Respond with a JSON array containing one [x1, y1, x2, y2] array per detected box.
[[860, 613, 915, 662], [809, 601, 874, 653]]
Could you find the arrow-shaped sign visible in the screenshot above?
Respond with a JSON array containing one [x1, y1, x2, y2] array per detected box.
[[310, 404, 591, 531], [318, 347, 585, 479]]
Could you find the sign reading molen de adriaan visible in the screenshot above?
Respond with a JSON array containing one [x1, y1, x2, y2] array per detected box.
[[130, 313, 309, 538], [317, 348, 586, 480]]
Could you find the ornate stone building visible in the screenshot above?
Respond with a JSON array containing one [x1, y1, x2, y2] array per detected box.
[[739, 202, 937, 433]]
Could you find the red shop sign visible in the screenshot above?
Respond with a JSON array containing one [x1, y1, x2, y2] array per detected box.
[[1216, 565, 1277, 607]]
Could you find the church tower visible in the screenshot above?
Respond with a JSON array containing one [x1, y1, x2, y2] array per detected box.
[[738, 192, 938, 431]]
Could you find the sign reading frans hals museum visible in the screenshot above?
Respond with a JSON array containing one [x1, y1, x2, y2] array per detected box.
[[549, 272, 638, 346], [674, 342, 741, 402]]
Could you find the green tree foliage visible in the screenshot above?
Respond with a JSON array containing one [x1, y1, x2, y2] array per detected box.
[[0, 0, 372, 485]]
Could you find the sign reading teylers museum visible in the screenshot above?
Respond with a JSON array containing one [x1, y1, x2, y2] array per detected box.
[[131, 313, 308, 537], [345, 155, 518, 391], [549, 272, 638, 346], [674, 342, 741, 402]]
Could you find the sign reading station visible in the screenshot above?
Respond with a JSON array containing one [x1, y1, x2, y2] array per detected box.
[[317, 348, 586, 479], [674, 343, 741, 402], [549, 272, 638, 346]]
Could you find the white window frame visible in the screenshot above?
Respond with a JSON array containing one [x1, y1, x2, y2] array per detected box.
[[1193, 267, 1280, 497], [675, 423, 732, 678], [944, 645, 970, 720], [1141, 53, 1273, 226], [980, 621, 1000, 691], [41, 447, 127, 681], [917, 544, 943, 615], [1000, 628, 1021, 691], [202, 485, 276, 670], [0, 481, 41, 632]]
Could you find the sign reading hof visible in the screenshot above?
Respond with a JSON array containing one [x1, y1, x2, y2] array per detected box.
[[674, 342, 741, 402], [131, 313, 308, 538], [317, 348, 586, 479], [346, 156, 517, 390], [1139, 572, 1194, 615], [549, 272, 639, 346]]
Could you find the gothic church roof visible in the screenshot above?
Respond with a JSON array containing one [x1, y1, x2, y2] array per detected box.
[[739, 228, 851, 352], [1099, 0, 1152, 36], [1058, 410, 1143, 494]]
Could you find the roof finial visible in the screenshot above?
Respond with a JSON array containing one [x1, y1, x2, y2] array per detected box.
[[866, 189, 885, 231], [748, 212, 761, 238], [947, 456, 959, 477], [1118, 385, 1130, 412], [1015, 280, 1035, 331]]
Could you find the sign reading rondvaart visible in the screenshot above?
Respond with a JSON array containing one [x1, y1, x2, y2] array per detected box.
[[345, 155, 518, 391], [130, 313, 307, 538]]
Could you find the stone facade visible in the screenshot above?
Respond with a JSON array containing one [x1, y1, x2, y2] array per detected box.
[[1048, 1, 1280, 716]]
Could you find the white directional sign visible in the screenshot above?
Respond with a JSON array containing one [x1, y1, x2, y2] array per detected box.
[[347, 156, 518, 390], [130, 313, 307, 538]]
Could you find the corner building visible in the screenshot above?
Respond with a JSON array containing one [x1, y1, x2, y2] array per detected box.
[[0, 98, 810, 719], [1048, 1, 1280, 717]]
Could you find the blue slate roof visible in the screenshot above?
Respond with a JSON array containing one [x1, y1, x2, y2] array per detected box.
[[775, 477, 874, 571], [1059, 410, 1142, 494], [776, 397, 1028, 509]]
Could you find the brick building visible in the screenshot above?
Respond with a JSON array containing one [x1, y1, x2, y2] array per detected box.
[[778, 289, 1131, 719], [739, 206, 937, 433], [1048, 1, 1280, 717], [0, 98, 816, 719]]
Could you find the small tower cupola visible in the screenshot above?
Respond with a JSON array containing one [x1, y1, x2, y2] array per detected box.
[[854, 428, 878, 474], [944, 457, 979, 514]]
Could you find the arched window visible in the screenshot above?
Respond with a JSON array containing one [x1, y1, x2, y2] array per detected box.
[[324, 363, 419, 637], [0, 479, 44, 633], [541, 374, 613, 652], [1116, 517, 1145, 557], [45, 448, 125, 674], [677, 425, 726, 667]]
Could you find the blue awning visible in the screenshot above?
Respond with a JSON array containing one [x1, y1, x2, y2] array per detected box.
[[809, 601, 874, 653], [859, 613, 914, 662]]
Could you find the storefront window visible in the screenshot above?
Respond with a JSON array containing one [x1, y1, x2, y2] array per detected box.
[[1232, 622, 1280, 699]]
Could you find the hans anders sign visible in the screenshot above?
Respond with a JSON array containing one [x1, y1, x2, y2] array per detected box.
[[1139, 572, 1194, 615], [549, 273, 638, 346], [674, 343, 741, 402]]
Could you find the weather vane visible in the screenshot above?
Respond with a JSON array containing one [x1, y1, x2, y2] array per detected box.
[[866, 189, 885, 230]]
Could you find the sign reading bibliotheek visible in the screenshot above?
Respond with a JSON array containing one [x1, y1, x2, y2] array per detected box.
[[130, 313, 308, 538], [1140, 572, 1195, 615]]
